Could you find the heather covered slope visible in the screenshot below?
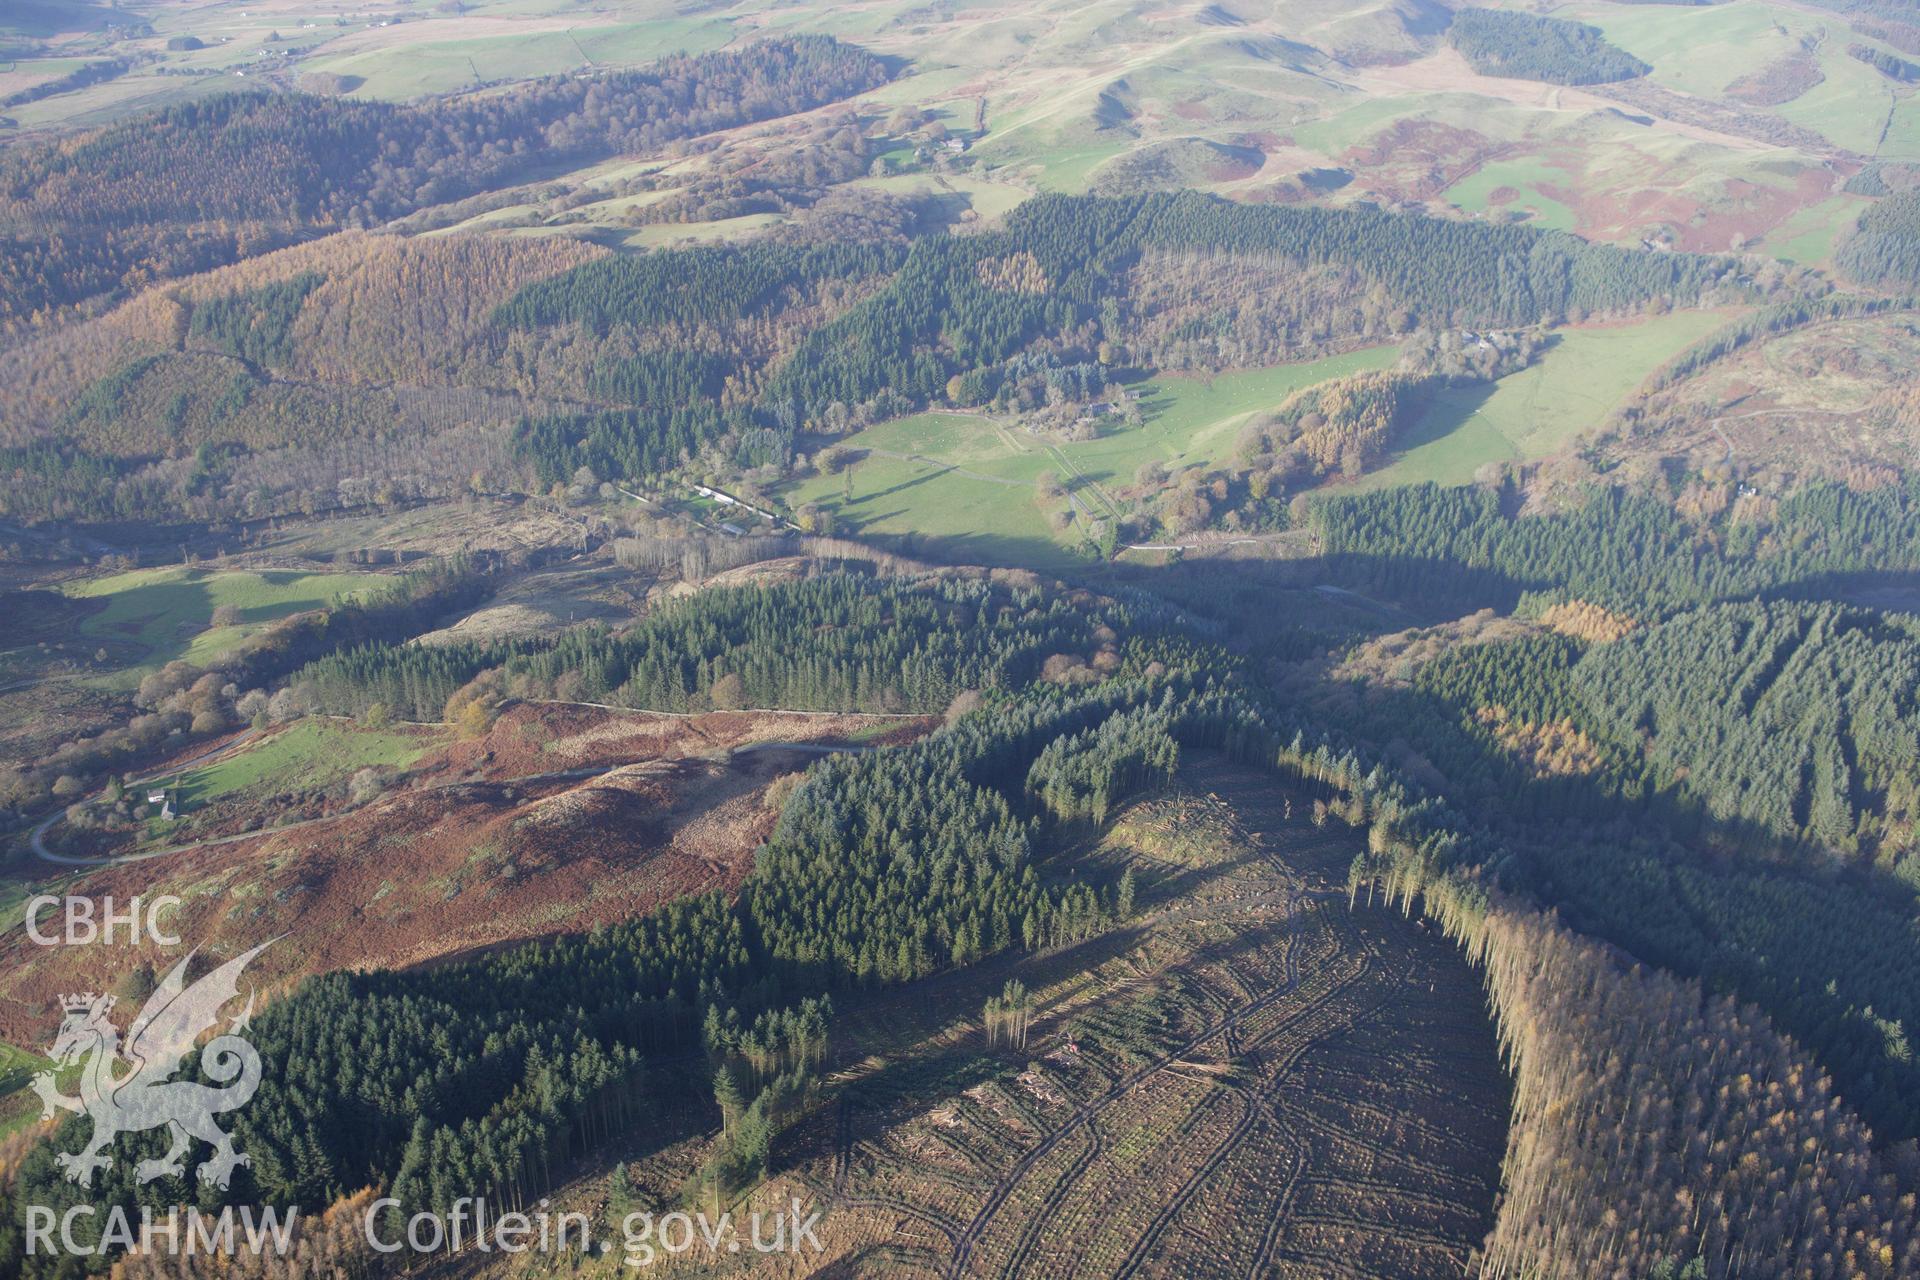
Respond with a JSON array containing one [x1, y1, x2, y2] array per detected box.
[[0, 703, 923, 1045]]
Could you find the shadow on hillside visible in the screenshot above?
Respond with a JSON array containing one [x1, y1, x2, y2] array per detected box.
[[1388, 378, 1502, 460], [1257, 621, 1920, 1144], [1104, 551, 1920, 651], [1770, 568, 1920, 614]]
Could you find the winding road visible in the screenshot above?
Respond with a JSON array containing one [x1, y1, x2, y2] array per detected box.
[[28, 728, 261, 866]]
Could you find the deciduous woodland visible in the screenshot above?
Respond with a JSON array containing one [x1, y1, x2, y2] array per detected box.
[[1, 188, 1758, 529], [0, 36, 891, 332]]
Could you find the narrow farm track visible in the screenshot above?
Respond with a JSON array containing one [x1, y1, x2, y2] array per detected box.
[[28, 727, 261, 865]]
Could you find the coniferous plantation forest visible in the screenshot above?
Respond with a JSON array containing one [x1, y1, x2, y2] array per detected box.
[[6, 0, 1920, 1279]]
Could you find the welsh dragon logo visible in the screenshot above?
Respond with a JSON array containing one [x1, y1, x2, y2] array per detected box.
[[31, 941, 271, 1190]]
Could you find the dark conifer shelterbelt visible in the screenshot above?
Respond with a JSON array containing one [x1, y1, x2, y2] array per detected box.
[[1447, 8, 1653, 84]]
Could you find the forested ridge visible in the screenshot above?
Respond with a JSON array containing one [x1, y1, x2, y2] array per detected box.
[[764, 188, 1741, 409], [1389, 878, 1919, 1280], [0, 180, 1751, 529], [0, 575, 1189, 1261], [1042, 470, 1920, 1152], [1322, 593, 1920, 1144], [508, 190, 1745, 490], [0, 234, 607, 526], [4, 564, 1920, 1279], [0, 35, 890, 333], [1308, 478, 1920, 613], [1571, 602, 1920, 854], [1839, 190, 1920, 288], [293, 574, 1126, 720], [493, 242, 905, 336]]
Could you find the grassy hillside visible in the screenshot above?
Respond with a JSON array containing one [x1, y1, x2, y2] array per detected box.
[[296, 16, 733, 101], [1359, 309, 1736, 488], [781, 347, 1398, 564], [172, 719, 436, 807], [779, 312, 1732, 551], [63, 567, 392, 684], [0, 0, 1872, 265], [1573, 1, 1905, 157]]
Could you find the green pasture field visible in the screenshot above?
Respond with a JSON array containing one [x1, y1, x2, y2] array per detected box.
[[304, 17, 730, 100], [1761, 194, 1871, 266], [1444, 159, 1578, 232], [169, 719, 437, 809], [785, 413, 1067, 567], [63, 567, 392, 686], [780, 346, 1398, 565], [1359, 309, 1737, 490], [1, 64, 239, 130], [851, 173, 1033, 221], [1776, 53, 1897, 158], [976, 135, 1136, 194], [1573, 1, 1792, 99], [1573, 1, 1895, 155], [609, 213, 786, 248], [1877, 96, 1920, 164]]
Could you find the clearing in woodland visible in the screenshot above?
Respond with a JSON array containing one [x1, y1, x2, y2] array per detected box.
[[60, 566, 393, 685], [781, 348, 1398, 566], [586, 754, 1510, 1280], [1360, 309, 1736, 489]]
